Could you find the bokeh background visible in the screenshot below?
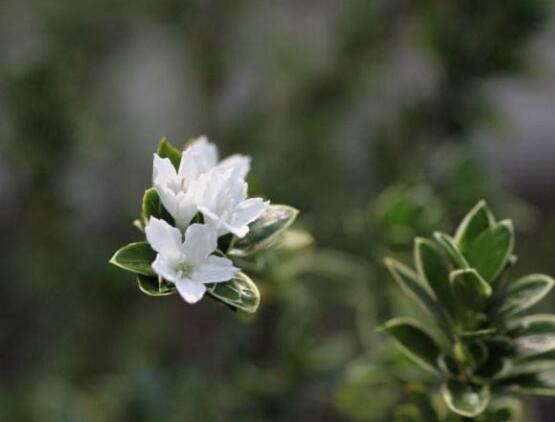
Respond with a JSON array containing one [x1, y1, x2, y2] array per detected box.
[[2, 0, 555, 420]]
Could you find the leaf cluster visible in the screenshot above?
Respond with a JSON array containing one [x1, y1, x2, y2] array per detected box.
[[382, 201, 555, 418]]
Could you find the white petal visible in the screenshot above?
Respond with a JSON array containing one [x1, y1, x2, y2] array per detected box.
[[154, 185, 178, 216], [233, 198, 269, 229], [217, 155, 251, 179], [192, 255, 239, 284], [197, 206, 241, 237], [226, 176, 248, 208], [175, 279, 207, 304], [173, 192, 198, 230], [191, 170, 226, 211], [178, 136, 218, 182], [145, 217, 183, 257], [182, 224, 218, 263], [151, 254, 180, 284], [153, 154, 177, 185]]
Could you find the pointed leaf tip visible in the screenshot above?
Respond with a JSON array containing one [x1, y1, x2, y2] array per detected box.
[[157, 137, 182, 168], [110, 241, 157, 277]]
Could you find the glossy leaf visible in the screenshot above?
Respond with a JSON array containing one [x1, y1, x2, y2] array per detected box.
[[476, 398, 522, 422], [206, 272, 260, 313], [441, 380, 490, 417], [434, 232, 469, 269], [110, 241, 156, 276], [500, 371, 555, 396], [497, 274, 554, 317], [415, 238, 454, 312], [137, 274, 176, 296], [230, 205, 299, 256], [380, 318, 441, 374], [141, 187, 174, 226], [450, 269, 491, 325], [506, 360, 555, 378], [385, 258, 452, 342], [465, 220, 514, 283], [510, 315, 555, 358], [455, 200, 495, 253], [157, 136, 182, 168]]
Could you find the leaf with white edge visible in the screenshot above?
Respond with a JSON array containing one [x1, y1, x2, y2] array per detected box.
[[455, 200, 495, 253], [415, 238, 455, 313], [230, 205, 299, 256], [110, 242, 156, 277], [157, 137, 182, 168], [476, 398, 522, 422], [496, 274, 554, 317], [141, 187, 173, 225], [465, 220, 514, 283], [380, 318, 441, 375], [385, 258, 452, 343], [506, 360, 555, 378], [499, 371, 555, 396], [510, 315, 555, 358], [434, 232, 469, 269], [206, 272, 260, 313], [137, 274, 176, 296], [441, 380, 490, 417], [450, 269, 491, 325]]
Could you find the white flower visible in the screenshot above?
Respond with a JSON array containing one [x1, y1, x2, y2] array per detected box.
[[145, 217, 239, 304], [193, 168, 269, 238], [152, 136, 250, 230], [179, 135, 251, 181]]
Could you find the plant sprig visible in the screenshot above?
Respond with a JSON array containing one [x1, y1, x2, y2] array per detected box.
[[382, 200, 555, 418]]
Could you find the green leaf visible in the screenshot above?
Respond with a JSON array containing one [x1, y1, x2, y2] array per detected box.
[[455, 200, 495, 253], [206, 272, 260, 313], [465, 220, 514, 283], [110, 242, 156, 276], [499, 371, 555, 396], [476, 398, 522, 422], [496, 274, 554, 317], [385, 258, 452, 343], [380, 318, 441, 374], [415, 238, 454, 313], [157, 137, 182, 168], [230, 205, 299, 256], [441, 380, 490, 417], [141, 187, 173, 225], [450, 269, 491, 325], [137, 274, 176, 296], [509, 315, 555, 358], [506, 360, 555, 378], [434, 232, 469, 269]]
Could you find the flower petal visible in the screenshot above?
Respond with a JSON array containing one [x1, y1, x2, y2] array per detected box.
[[153, 154, 178, 184], [233, 198, 269, 229], [192, 255, 240, 284], [178, 136, 218, 182], [173, 192, 198, 230], [155, 185, 178, 216], [145, 217, 183, 258], [151, 254, 180, 284], [217, 155, 251, 179], [182, 223, 218, 263], [175, 279, 207, 304]]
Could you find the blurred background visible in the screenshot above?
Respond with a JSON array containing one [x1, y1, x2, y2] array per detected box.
[[2, 0, 555, 420]]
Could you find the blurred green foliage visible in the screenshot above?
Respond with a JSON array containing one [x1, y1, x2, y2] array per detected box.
[[1, 0, 554, 421]]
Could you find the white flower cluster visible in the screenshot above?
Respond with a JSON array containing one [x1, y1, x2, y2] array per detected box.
[[145, 136, 269, 304]]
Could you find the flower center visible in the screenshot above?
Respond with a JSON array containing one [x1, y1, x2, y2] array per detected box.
[[175, 261, 195, 278]]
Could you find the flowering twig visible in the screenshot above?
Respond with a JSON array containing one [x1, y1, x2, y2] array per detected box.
[[110, 136, 298, 313]]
